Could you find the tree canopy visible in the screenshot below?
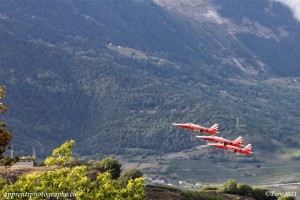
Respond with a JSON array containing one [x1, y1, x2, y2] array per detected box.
[[0, 139, 146, 199], [0, 166, 146, 200], [99, 157, 122, 180], [119, 169, 143, 188], [0, 86, 14, 166], [44, 140, 76, 166]]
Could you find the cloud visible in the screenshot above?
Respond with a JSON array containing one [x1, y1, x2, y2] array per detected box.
[[275, 0, 300, 21]]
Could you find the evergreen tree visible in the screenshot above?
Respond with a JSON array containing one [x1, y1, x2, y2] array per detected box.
[[220, 179, 238, 194], [0, 86, 14, 166], [119, 169, 143, 188], [237, 183, 253, 197], [100, 157, 122, 180]]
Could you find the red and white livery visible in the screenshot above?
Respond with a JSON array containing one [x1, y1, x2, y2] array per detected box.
[[208, 143, 253, 155], [196, 136, 243, 147], [172, 123, 219, 135]]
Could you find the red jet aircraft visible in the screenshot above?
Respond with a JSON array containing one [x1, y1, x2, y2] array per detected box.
[[172, 123, 219, 135], [208, 143, 253, 155], [196, 136, 243, 147]]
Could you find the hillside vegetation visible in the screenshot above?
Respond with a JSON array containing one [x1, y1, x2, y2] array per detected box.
[[0, 0, 299, 160]]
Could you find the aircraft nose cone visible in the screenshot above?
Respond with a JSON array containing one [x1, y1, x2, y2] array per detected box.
[[172, 123, 180, 125], [172, 123, 186, 127]]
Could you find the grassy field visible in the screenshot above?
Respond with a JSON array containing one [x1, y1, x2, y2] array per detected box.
[[167, 146, 300, 184], [122, 141, 300, 198], [172, 159, 300, 184], [107, 44, 179, 68], [118, 136, 300, 199]]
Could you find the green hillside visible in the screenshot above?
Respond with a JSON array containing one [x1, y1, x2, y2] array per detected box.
[[0, 0, 300, 161]]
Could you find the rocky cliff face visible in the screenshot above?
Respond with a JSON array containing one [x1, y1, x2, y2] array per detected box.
[[154, 0, 300, 76], [154, 0, 291, 40]]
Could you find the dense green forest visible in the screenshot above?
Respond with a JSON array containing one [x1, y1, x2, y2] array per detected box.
[[0, 0, 300, 159]]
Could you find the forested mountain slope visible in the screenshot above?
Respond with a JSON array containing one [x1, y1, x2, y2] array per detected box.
[[0, 0, 300, 157]]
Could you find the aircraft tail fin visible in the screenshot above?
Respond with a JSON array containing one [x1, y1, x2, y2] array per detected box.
[[234, 136, 243, 145], [244, 144, 252, 152], [210, 124, 219, 132]]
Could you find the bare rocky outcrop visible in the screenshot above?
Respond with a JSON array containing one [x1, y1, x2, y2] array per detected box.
[[153, 0, 288, 41]]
